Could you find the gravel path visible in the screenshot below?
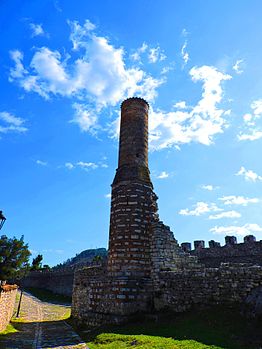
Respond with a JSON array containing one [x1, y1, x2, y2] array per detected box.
[[0, 291, 87, 349]]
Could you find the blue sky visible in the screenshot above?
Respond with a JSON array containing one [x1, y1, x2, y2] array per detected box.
[[1, 0, 262, 266]]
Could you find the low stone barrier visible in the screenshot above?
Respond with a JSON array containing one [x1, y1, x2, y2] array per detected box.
[[0, 284, 18, 332]]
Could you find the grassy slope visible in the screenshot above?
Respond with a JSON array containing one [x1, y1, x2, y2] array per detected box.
[[0, 324, 18, 336], [76, 306, 262, 349]]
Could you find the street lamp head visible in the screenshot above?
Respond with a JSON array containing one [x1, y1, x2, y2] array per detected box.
[[0, 211, 6, 230]]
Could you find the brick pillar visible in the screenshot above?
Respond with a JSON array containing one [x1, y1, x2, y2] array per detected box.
[[108, 97, 157, 277]]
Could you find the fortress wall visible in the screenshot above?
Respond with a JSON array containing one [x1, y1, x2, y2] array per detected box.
[[154, 263, 262, 313], [72, 265, 153, 327], [0, 285, 17, 332], [22, 270, 74, 297], [190, 241, 262, 267]]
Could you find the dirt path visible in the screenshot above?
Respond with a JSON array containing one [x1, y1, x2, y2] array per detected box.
[[0, 291, 87, 349]]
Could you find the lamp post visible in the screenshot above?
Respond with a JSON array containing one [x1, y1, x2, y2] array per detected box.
[[0, 211, 6, 230]]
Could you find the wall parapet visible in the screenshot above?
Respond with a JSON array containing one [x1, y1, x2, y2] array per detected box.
[[181, 236, 262, 267]]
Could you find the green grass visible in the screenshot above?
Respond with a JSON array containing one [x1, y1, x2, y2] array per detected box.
[[87, 333, 223, 349], [0, 324, 18, 336], [75, 306, 262, 349], [24, 287, 72, 304]]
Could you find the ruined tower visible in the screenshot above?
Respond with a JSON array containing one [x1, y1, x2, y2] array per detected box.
[[108, 97, 158, 278], [72, 97, 198, 327]]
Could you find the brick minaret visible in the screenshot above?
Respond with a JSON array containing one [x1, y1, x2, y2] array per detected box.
[[107, 97, 158, 277], [72, 97, 197, 327]]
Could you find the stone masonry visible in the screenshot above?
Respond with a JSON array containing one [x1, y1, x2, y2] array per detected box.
[[0, 284, 17, 332], [72, 97, 262, 327], [181, 236, 262, 267]]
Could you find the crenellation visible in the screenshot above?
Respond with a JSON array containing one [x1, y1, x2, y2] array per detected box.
[[181, 235, 262, 267]]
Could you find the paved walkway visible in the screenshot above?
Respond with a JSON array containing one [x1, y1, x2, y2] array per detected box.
[[0, 292, 87, 349]]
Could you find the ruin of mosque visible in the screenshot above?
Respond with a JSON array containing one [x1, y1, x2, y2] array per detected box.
[[70, 97, 262, 326]]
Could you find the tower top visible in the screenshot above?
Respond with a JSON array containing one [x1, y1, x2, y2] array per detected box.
[[113, 96, 151, 185], [121, 97, 149, 109]]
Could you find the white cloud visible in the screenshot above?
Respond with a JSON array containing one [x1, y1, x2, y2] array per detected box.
[[157, 171, 169, 179], [36, 160, 48, 166], [209, 210, 241, 220], [173, 101, 188, 109], [232, 59, 244, 74], [201, 184, 216, 191], [77, 161, 98, 170], [130, 42, 148, 62], [65, 162, 74, 170], [30, 23, 47, 37], [9, 20, 163, 132], [160, 64, 175, 75], [210, 223, 262, 236], [149, 65, 231, 150], [181, 40, 189, 65], [71, 103, 98, 133], [9, 50, 28, 80], [0, 111, 28, 134], [179, 201, 222, 216], [148, 46, 166, 63], [182, 28, 188, 37], [130, 43, 166, 64], [219, 195, 259, 206], [238, 99, 262, 141], [64, 160, 107, 171], [105, 193, 111, 199], [10, 21, 163, 104], [236, 166, 262, 182], [238, 130, 262, 141]]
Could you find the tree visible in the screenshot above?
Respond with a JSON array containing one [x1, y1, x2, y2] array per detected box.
[[0, 235, 31, 281], [92, 255, 103, 263], [31, 254, 43, 270]]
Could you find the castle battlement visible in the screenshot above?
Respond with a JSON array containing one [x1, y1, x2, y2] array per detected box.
[[181, 234, 259, 252], [181, 235, 262, 267]]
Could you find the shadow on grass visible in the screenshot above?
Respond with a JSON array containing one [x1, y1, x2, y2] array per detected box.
[[73, 306, 262, 349], [0, 319, 84, 349]]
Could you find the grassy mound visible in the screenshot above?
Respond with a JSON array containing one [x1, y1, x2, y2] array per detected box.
[[87, 333, 223, 349], [77, 306, 262, 349]]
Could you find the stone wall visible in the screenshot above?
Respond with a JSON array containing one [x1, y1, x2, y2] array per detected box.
[[72, 265, 153, 327], [22, 269, 74, 297], [0, 285, 17, 332], [189, 241, 262, 267], [154, 263, 262, 313], [150, 221, 199, 281]]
